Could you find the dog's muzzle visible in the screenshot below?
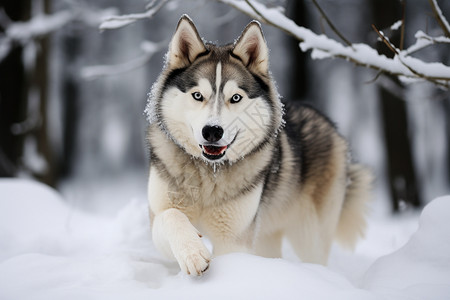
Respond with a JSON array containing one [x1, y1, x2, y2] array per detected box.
[[198, 125, 238, 161]]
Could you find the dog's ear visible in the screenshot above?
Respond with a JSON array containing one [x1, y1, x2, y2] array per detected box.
[[232, 21, 269, 74], [167, 15, 207, 69]]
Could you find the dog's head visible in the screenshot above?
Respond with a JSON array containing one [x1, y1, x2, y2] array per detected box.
[[149, 15, 283, 164]]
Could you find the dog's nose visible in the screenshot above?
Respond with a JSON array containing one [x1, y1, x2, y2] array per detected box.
[[202, 125, 224, 143]]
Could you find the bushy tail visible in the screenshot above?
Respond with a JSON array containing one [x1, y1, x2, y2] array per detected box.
[[335, 163, 373, 250]]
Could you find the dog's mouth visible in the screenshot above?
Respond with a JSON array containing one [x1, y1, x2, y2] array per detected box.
[[200, 145, 228, 160], [198, 131, 238, 161]]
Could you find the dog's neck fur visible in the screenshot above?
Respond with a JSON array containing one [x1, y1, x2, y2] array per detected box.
[[148, 124, 276, 208]]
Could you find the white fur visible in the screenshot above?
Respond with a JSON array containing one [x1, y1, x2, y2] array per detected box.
[[152, 208, 210, 275], [214, 63, 222, 116]]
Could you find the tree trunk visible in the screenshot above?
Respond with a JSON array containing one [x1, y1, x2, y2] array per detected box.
[[58, 32, 81, 179], [371, 0, 422, 211], [34, 0, 56, 186], [0, 1, 30, 177], [0, 0, 57, 186], [285, 0, 309, 101]]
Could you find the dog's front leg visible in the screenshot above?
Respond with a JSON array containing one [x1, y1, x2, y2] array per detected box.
[[152, 208, 211, 275], [149, 167, 210, 275]]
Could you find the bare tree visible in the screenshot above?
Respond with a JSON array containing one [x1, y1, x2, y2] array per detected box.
[[0, 1, 113, 184]]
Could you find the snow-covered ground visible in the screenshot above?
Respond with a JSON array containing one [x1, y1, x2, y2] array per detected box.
[[1, 178, 449, 299]]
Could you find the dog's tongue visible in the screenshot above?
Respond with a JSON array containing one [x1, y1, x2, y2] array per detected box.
[[203, 145, 227, 155]]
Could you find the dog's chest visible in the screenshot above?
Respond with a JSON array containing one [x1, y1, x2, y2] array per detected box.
[[167, 165, 233, 212]]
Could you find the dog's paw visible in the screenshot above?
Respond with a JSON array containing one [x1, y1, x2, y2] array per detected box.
[[174, 238, 211, 276]]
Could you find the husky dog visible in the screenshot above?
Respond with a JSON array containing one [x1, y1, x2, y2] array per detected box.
[[146, 15, 372, 276]]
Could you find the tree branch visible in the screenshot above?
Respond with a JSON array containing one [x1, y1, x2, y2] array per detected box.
[[95, 0, 450, 88], [311, 0, 354, 49], [428, 0, 450, 37], [405, 30, 450, 55], [0, 7, 115, 62], [240, 0, 298, 39], [372, 24, 449, 88], [219, 0, 450, 88], [400, 0, 406, 50], [81, 40, 167, 80], [372, 24, 399, 55], [99, 0, 168, 30]]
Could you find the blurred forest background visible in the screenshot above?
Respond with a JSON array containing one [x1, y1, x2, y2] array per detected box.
[[1, 0, 449, 215]]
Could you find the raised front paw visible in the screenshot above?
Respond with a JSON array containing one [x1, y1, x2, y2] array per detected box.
[[174, 238, 211, 276]]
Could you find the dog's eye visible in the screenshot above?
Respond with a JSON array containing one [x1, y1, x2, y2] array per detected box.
[[192, 92, 203, 102], [230, 94, 242, 104]]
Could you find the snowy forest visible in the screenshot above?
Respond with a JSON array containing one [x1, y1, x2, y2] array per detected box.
[[1, 0, 450, 299]]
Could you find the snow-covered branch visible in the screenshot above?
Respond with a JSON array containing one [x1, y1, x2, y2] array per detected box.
[[0, 7, 116, 62], [95, 0, 450, 88], [220, 0, 450, 88], [0, 11, 73, 61], [405, 30, 450, 55], [373, 25, 449, 88], [81, 40, 167, 80], [99, 0, 168, 30], [5, 11, 74, 42]]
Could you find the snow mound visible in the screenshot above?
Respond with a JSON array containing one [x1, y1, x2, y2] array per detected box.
[[362, 196, 450, 300], [0, 179, 449, 299]]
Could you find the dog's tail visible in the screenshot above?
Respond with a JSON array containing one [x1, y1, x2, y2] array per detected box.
[[335, 163, 373, 250]]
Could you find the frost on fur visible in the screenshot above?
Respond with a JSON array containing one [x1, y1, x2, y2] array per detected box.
[[144, 82, 159, 124]]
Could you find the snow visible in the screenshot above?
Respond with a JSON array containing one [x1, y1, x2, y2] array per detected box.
[[21, 136, 48, 174], [362, 196, 450, 299], [145, 81, 161, 125], [1, 178, 449, 299], [390, 20, 403, 31]]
